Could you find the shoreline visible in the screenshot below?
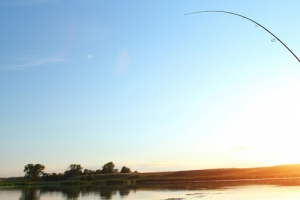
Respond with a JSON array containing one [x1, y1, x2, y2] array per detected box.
[[2, 164, 300, 186]]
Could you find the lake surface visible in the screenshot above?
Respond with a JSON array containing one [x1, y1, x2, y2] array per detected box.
[[2, 179, 300, 200]]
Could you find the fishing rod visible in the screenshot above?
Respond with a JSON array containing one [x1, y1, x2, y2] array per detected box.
[[185, 10, 300, 63]]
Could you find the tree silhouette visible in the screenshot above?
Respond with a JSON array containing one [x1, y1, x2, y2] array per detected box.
[[23, 164, 45, 181], [64, 164, 83, 177], [102, 162, 115, 173], [120, 166, 131, 173]]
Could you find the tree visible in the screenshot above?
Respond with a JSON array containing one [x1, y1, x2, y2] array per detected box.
[[120, 166, 131, 173], [102, 162, 115, 173], [64, 164, 83, 177], [42, 172, 64, 182], [68, 164, 83, 172], [23, 164, 45, 181]]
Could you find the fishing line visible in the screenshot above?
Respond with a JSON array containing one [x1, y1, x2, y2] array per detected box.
[[185, 11, 300, 63]]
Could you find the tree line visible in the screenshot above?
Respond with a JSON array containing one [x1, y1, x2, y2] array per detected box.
[[23, 162, 136, 182]]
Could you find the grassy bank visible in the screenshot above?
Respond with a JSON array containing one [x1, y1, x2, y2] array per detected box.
[[65, 164, 300, 183], [0, 181, 14, 186], [2, 164, 300, 186]]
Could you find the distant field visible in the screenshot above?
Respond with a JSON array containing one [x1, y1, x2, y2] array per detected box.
[[67, 164, 300, 183]]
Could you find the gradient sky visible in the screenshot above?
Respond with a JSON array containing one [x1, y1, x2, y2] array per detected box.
[[1, 0, 300, 177]]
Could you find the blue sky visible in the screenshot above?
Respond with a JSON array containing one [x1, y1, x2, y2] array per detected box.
[[1, 0, 300, 177]]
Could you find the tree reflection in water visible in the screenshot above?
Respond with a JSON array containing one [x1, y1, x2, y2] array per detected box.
[[19, 188, 41, 200], [61, 188, 80, 200], [17, 186, 130, 200], [119, 188, 130, 197], [15, 180, 300, 200], [100, 189, 117, 199]]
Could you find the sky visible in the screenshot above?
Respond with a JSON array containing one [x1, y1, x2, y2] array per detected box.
[[0, 0, 300, 177]]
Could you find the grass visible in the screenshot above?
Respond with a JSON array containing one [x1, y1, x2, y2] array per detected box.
[[0, 181, 14, 186]]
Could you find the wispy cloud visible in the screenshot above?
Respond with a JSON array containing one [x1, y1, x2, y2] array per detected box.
[[0, 56, 64, 71], [0, 0, 55, 6], [114, 49, 131, 77]]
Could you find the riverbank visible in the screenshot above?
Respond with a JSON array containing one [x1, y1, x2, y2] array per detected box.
[[2, 164, 300, 186]]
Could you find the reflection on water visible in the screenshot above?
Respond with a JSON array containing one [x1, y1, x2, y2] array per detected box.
[[1, 179, 300, 200], [19, 188, 41, 200]]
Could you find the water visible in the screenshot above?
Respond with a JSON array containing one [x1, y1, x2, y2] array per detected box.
[[2, 179, 300, 200]]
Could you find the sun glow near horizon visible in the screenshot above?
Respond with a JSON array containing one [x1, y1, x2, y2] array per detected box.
[[213, 81, 300, 167]]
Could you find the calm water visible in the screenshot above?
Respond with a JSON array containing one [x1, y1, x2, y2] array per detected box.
[[2, 180, 300, 200]]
